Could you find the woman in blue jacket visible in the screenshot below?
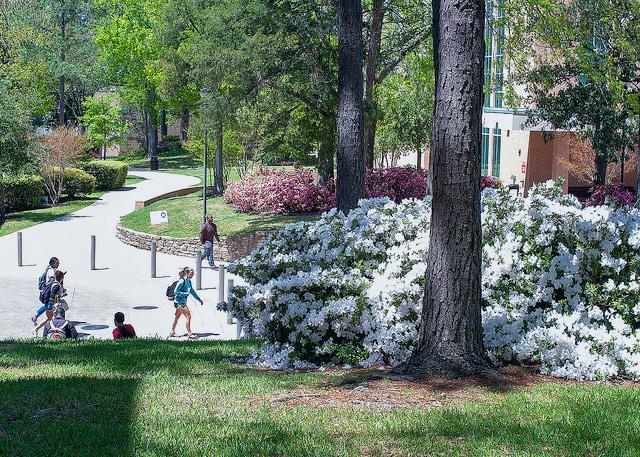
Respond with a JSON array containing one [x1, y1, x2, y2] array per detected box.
[[168, 267, 203, 339]]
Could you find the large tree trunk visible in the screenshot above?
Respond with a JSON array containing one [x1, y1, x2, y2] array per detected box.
[[180, 109, 190, 142], [336, 0, 366, 213], [405, 0, 491, 378], [317, 124, 336, 186], [214, 121, 224, 195], [363, 0, 384, 169]]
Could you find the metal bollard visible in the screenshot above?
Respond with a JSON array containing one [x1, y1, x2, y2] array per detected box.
[[195, 251, 202, 290], [90, 235, 96, 270], [150, 240, 157, 278], [17, 232, 23, 267], [218, 265, 226, 306], [226, 278, 234, 324]]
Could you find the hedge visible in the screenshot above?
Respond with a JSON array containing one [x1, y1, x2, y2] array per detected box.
[[80, 160, 128, 190], [63, 168, 96, 197], [3, 175, 44, 210]]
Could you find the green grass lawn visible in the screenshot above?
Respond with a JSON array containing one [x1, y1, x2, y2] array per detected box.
[[0, 191, 106, 238], [120, 195, 319, 237], [1, 339, 638, 457]]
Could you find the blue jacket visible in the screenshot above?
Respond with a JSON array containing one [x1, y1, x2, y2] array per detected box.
[[174, 278, 201, 305]]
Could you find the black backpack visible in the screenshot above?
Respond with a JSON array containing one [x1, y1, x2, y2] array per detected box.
[[166, 281, 178, 300], [39, 281, 56, 305]]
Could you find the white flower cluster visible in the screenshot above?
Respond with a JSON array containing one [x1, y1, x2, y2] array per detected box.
[[223, 180, 640, 380]]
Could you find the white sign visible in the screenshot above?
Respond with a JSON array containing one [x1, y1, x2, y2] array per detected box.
[[150, 210, 169, 225]]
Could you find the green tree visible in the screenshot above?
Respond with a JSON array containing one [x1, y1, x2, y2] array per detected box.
[[80, 93, 130, 158]]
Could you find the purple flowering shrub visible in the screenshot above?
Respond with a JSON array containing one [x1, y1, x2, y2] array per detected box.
[[225, 166, 428, 215], [480, 176, 501, 191], [585, 183, 635, 207]]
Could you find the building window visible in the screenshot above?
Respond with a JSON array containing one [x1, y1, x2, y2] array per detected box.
[[481, 127, 490, 175], [484, 0, 493, 108], [492, 127, 501, 178], [494, 0, 505, 108]]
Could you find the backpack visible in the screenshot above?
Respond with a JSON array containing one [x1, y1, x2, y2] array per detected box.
[[46, 320, 68, 340], [166, 281, 179, 300], [39, 281, 56, 305], [38, 268, 50, 290]]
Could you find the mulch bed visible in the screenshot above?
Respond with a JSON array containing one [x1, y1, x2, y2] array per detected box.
[[250, 365, 638, 411]]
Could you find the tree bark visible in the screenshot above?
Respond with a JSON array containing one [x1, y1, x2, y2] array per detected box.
[[336, 0, 366, 213], [416, 145, 422, 170], [180, 109, 190, 142], [160, 109, 168, 140], [363, 0, 384, 169], [214, 121, 224, 195], [317, 124, 336, 186], [404, 0, 491, 378], [0, 173, 5, 222]]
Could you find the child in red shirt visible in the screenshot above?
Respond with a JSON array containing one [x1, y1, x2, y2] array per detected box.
[[113, 312, 136, 339]]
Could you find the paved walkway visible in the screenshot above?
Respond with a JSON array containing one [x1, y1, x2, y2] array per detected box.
[[0, 171, 239, 340]]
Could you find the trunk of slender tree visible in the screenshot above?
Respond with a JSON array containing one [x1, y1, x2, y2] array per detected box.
[[142, 108, 149, 155], [180, 109, 190, 142], [160, 109, 168, 140], [636, 120, 640, 201], [405, 0, 491, 378], [593, 123, 608, 186], [214, 121, 224, 195], [0, 174, 6, 222], [58, 8, 66, 126], [144, 108, 159, 170], [416, 144, 422, 170], [363, 0, 384, 169], [336, 0, 366, 213], [317, 123, 336, 186]]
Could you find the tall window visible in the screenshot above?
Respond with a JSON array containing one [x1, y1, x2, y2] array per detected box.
[[481, 127, 490, 175], [494, 0, 505, 108], [484, 0, 493, 108], [492, 127, 501, 177]]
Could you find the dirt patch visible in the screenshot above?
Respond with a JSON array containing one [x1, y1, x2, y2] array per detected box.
[[250, 365, 638, 411]]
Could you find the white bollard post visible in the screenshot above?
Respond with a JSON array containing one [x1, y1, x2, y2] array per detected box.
[[195, 251, 202, 290], [150, 240, 157, 278], [226, 278, 234, 324], [218, 265, 225, 307], [90, 235, 96, 270], [17, 232, 23, 267]]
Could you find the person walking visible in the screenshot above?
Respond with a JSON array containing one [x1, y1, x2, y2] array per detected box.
[[42, 307, 78, 340], [34, 270, 66, 335], [31, 257, 60, 325], [199, 215, 221, 269], [168, 268, 203, 339]]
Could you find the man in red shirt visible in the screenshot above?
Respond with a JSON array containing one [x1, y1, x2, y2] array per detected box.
[[112, 312, 136, 339]]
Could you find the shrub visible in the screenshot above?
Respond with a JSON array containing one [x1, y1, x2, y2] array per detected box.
[[585, 183, 635, 207], [4, 174, 44, 210], [223, 180, 640, 380], [80, 160, 128, 190], [364, 167, 428, 202], [63, 168, 96, 197], [480, 176, 501, 190]]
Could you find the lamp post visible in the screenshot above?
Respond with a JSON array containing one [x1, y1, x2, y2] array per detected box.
[[200, 88, 208, 224]]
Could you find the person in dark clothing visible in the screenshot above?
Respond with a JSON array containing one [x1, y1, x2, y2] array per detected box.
[[199, 215, 221, 269], [42, 307, 78, 340], [113, 312, 136, 339]]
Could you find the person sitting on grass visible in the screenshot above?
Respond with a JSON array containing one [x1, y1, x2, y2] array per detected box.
[[42, 307, 78, 340], [112, 312, 136, 340]]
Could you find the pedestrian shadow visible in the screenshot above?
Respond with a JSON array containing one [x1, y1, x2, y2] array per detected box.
[[193, 333, 219, 338], [132, 306, 158, 310]]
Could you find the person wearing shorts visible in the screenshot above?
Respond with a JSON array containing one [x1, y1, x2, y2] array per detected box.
[[168, 268, 203, 339]]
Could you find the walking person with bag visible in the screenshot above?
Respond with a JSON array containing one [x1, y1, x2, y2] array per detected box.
[[199, 215, 221, 270], [31, 257, 60, 325], [34, 270, 66, 336], [168, 267, 203, 339]]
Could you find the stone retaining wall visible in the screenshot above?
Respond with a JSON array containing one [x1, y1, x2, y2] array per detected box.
[[116, 225, 270, 262]]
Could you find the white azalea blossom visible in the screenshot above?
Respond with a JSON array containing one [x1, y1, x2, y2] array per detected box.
[[221, 180, 640, 380]]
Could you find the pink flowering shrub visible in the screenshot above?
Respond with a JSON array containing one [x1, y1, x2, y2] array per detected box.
[[224, 167, 333, 214], [585, 183, 635, 207], [480, 176, 501, 190], [225, 166, 428, 215]]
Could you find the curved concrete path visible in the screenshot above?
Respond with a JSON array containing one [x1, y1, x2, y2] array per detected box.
[[0, 171, 238, 340]]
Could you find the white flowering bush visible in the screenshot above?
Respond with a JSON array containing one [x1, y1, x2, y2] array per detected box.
[[223, 180, 640, 380]]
